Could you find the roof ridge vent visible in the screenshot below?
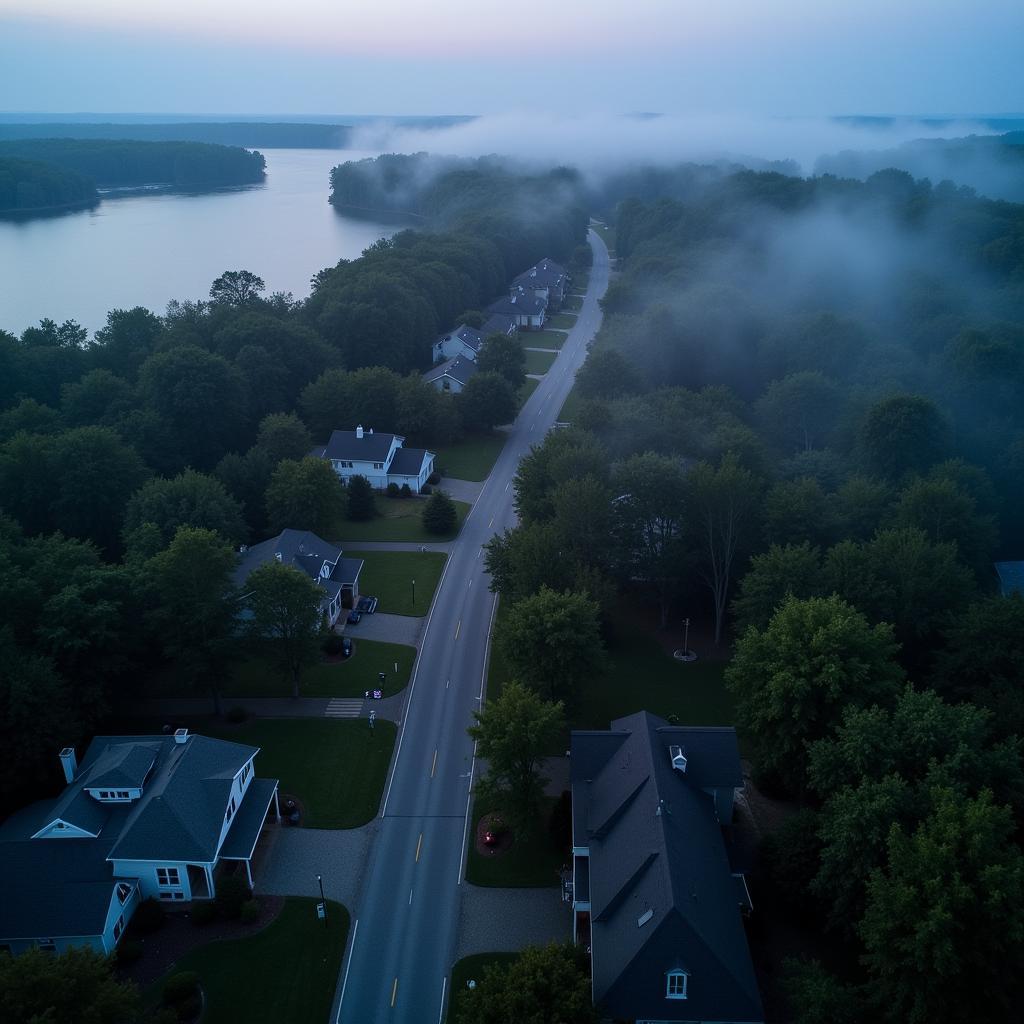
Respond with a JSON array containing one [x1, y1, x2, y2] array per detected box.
[[669, 744, 687, 773]]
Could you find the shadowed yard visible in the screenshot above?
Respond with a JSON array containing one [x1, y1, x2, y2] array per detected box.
[[329, 495, 469, 542], [436, 433, 507, 481], [524, 348, 557, 375]]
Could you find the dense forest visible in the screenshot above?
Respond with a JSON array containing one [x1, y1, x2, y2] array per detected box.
[[0, 139, 266, 188], [0, 122, 351, 148], [486, 164, 1024, 1021], [0, 157, 97, 214], [0, 159, 586, 816]]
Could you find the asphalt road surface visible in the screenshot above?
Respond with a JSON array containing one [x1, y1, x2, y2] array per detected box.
[[333, 230, 611, 1023]]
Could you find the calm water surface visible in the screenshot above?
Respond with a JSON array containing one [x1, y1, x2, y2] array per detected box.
[[0, 149, 394, 335]]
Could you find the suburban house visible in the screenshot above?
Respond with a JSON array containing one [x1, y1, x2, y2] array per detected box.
[[513, 258, 570, 308], [432, 323, 484, 363], [312, 426, 435, 493], [0, 731, 279, 957], [422, 354, 478, 394], [235, 528, 363, 624], [994, 560, 1024, 597], [570, 712, 763, 1024], [487, 285, 547, 330], [480, 312, 518, 339]]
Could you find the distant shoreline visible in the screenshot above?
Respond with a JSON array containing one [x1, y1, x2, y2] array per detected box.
[[0, 196, 100, 218]]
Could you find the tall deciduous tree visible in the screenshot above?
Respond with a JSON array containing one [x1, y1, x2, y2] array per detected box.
[[147, 527, 239, 715], [860, 393, 949, 481], [210, 269, 266, 305], [245, 561, 324, 698], [469, 681, 564, 836], [755, 371, 841, 453], [495, 587, 603, 706], [726, 595, 904, 793], [685, 453, 762, 644], [265, 457, 346, 536], [731, 542, 824, 634], [458, 371, 518, 432], [477, 332, 526, 392]]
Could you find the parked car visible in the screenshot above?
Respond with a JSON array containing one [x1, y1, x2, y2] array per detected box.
[[357, 595, 378, 614], [346, 609, 362, 624], [341, 637, 353, 657]]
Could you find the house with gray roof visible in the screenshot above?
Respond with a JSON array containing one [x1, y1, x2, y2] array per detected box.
[[311, 425, 435, 493], [487, 285, 548, 330], [570, 712, 763, 1024], [513, 258, 570, 308], [0, 731, 279, 957], [432, 323, 484, 364], [480, 312, 518, 339], [422, 354, 478, 394], [235, 528, 363, 625], [994, 560, 1024, 597]]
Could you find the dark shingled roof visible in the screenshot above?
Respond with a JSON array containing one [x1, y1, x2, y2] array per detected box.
[[423, 355, 478, 387], [487, 286, 547, 317], [315, 429, 398, 463], [995, 560, 1024, 596], [86, 742, 159, 792], [388, 447, 433, 476], [480, 313, 517, 337], [514, 258, 568, 291], [571, 712, 762, 1023], [434, 323, 483, 353], [219, 778, 278, 860]]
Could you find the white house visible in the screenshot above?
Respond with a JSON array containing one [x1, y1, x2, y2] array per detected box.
[[0, 731, 280, 956], [312, 426, 435, 492], [487, 284, 548, 330], [234, 529, 363, 624], [432, 323, 484, 364], [422, 354, 477, 394]]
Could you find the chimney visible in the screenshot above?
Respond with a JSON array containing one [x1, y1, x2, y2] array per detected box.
[[174, 728, 189, 745], [356, 425, 364, 439], [368, 427, 373, 435], [59, 747, 77, 784], [669, 745, 688, 773]]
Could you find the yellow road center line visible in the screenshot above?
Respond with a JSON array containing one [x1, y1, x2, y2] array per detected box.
[[455, 620, 461, 640], [415, 833, 423, 862], [431, 749, 437, 778], [391, 978, 398, 1007]]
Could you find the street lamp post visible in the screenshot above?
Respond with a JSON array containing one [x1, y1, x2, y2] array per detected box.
[[317, 873, 327, 926], [683, 618, 691, 657], [411, 578, 416, 612]]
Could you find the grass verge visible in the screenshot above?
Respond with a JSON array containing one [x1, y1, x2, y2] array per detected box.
[[219, 639, 415, 699], [329, 495, 469, 543], [148, 898, 348, 1024], [557, 383, 583, 423], [436, 433, 506, 481], [524, 349, 557, 375], [465, 793, 564, 888], [448, 953, 519, 1022], [518, 377, 539, 408], [203, 718, 395, 828], [545, 312, 577, 331], [345, 549, 447, 616], [529, 329, 569, 349]]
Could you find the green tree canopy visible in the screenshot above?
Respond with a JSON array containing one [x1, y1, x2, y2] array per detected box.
[[476, 332, 526, 392], [422, 489, 457, 534], [345, 473, 377, 522], [755, 371, 842, 454], [253, 411, 313, 466], [575, 347, 643, 401], [731, 541, 824, 634], [860, 393, 949, 481], [264, 456, 345, 537], [210, 269, 266, 305], [458, 371, 518, 432]]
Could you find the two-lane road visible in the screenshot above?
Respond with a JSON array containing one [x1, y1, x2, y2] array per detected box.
[[335, 230, 610, 1023]]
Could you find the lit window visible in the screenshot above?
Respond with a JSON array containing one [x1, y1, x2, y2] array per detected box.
[[156, 867, 180, 887], [666, 970, 689, 999]]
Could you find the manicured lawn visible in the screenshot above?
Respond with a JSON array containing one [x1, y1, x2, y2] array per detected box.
[[448, 953, 519, 1022], [529, 329, 569, 349], [329, 495, 469, 543], [201, 718, 396, 828], [524, 348, 557, 375], [562, 294, 583, 312], [150, 898, 348, 1024], [220, 639, 415, 699], [346, 549, 447, 616], [435, 433, 507, 481], [518, 377, 540, 408], [484, 597, 513, 701], [546, 312, 577, 330], [557, 383, 583, 422], [592, 222, 616, 251], [465, 793, 564, 888]]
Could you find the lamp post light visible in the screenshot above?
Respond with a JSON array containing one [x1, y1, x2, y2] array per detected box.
[[317, 873, 327, 926], [411, 578, 416, 612], [683, 618, 691, 657]]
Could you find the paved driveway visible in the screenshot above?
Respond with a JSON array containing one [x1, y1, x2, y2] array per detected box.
[[438, 477, 484, 503], [343, 611, 424, 646], [455, 886, 571, 959]]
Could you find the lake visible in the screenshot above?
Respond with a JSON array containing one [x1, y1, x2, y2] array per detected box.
[[0, 148, 395, 336]]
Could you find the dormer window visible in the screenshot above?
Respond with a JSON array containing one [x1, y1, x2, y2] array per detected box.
[[116, 882, 132, 904], [666, 969, 689, 999]]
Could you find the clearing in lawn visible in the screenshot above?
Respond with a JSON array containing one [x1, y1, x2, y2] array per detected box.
[[545, 312, 577, 331], [346, 548, 447, 616], [435, 433, 507, 481], [148, 898, 348, 1024], [201, 717, 396, 828], [220, 638, 415, 698], [329, 495, 469, 543], [524, 348, 557, 375]]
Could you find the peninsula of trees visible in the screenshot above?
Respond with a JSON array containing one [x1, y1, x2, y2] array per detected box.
[[0, 157, 97, 214]]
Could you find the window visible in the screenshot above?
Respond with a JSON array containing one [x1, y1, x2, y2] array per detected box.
[[116, 882, 132, 904], [373, 462, 384, 469], [240, 761, 251, 786], [158, 892, 184, 901], [156, 867, 180, 887], [666, 970, 689, 1000], [113, 916, 124, 942], [117, 791, 129, 799], [226, 796, 237, 823]]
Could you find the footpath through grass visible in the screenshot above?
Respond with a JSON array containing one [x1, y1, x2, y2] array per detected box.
[[201, 718, 396, 828], [436, 433, 506, 481], [220, 639, 415, 699], [150, 898, 348, 1024], [329, 495, 469, 543], [448, 953, 519, 1022], [346, 549, 447, 616], [524, 348, 557, 375]]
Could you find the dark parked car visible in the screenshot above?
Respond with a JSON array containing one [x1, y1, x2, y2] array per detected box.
[[341, 637, 353, 657], [346, 609, 362, 624], [357, 595, 378, 614]]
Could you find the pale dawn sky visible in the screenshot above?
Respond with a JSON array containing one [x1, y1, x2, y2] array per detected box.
[[0, 0, 1021, 116]]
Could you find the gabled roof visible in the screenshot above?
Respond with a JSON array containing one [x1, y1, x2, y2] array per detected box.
[[388, 447, 433, 476], [86, 742, 159, 792], [480, 313, 517, 337], [487, 287, 547, 317], [994, 560, 1024, 596], [423, 355, 478, 387], [514, 258, 568, 290], [234, 529, 343, 590], [434, 323, 483, 353], [571, 712, 761, 1023], [314, 429, 399, 463]]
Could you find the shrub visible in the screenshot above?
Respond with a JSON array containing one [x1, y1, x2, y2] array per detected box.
[[549, 790, 572, 852], [400, 483, 413, 498], [225, 705, 246, 724], [322, 633, 343, 656], [345, 474, 377, 521], [386, 481, 401, 498], [215, 874, 251, 919], [422, 489, 457, 534], [427, 471, 441, 485], [162, 971, 200, 1005], [420, 484, 432, 495], [132, 897, 165, 934], [115, 938, 143, 965], [239, 898, 261, 924], [175, 992, 202, 1021], [189, 901, 216, 926]]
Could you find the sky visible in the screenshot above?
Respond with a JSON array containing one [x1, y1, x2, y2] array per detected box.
[[0, 0, 1022, 117]]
